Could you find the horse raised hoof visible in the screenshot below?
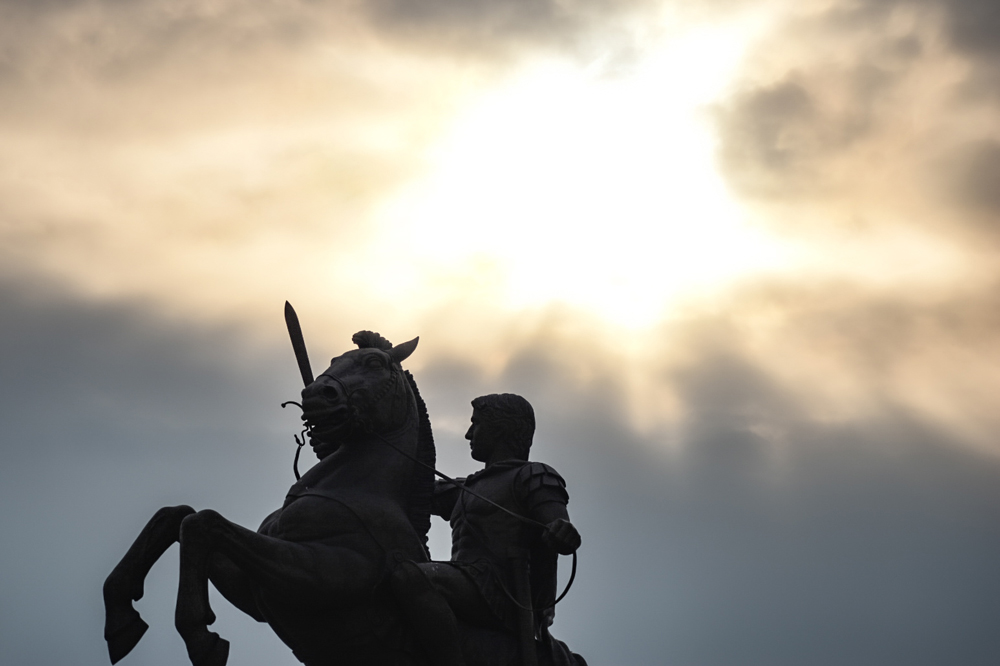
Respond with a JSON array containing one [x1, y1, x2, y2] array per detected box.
[[184, 630, 230, 666], [104, 607, 148, 665]]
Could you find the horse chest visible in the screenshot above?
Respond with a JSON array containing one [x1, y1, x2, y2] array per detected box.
[[258, 495, 362, 543]]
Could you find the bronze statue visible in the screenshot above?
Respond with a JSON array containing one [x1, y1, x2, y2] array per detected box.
[[391, 393, 585, 666], [102, 306, 586, 666]]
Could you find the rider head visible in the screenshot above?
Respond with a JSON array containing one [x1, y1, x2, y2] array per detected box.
[[466, 393, 535, 464]]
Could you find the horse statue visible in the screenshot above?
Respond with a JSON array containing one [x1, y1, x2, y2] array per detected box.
[[103, 325, 585, 666], [103, 328, 435, 666]]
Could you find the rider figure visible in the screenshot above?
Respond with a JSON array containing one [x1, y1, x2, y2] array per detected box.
[[391, 393, 582, 666]]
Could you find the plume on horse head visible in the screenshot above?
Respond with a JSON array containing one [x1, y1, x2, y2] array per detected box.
[[352, 330, 392, 351], [353, 329, 420, 367]]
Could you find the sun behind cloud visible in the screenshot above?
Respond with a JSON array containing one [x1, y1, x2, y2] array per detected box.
[[372, 23, 788, 328]]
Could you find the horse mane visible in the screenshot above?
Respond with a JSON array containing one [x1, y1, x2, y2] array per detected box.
[[402, 369, 435, 552], [350, 329, 434, 551]]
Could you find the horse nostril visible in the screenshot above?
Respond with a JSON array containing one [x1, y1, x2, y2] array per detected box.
[[321, 386, 340, 401]]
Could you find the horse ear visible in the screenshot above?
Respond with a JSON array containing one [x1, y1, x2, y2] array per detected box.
[[389, 336, 418, 364]]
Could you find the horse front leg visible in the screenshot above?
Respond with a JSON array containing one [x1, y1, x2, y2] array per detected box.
[[174, 508, 383, 666], [103, 504, 196, 664], [175, 512, 230, 666]]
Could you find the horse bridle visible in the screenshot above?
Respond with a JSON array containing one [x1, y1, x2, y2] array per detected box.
[[318, 356, 401, 419], [282, 356, 402, 480]]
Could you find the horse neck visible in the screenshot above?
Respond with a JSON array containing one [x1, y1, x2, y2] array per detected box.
[[312, 411, 419, 502]]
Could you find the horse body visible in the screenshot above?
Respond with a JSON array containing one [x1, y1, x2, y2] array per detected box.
[[103, 331, 433, 666], [254, 417, 432, 666]]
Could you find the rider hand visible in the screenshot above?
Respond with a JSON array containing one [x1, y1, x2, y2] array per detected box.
[[542, 518, 581, 555]]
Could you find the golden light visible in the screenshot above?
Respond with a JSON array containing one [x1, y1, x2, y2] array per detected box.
[[369, 23, 789, 329]]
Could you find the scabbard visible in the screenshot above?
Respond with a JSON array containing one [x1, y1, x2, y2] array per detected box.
[[510, 556, 538, 666]]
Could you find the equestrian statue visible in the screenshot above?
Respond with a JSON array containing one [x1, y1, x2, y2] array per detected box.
[[102, 303, 586, 666]]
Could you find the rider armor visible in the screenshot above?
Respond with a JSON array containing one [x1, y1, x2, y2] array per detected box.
[[431, 461, 569, 632]]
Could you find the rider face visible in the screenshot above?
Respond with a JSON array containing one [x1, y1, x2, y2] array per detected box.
[[465, 409, 500, 463]]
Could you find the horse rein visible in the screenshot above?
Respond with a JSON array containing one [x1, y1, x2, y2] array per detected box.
[[280, 370, 579, 610], [369, 429, 578, 612]]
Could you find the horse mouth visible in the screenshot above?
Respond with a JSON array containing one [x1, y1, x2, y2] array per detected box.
[[309, 437, 340, 459], [302, 404, 351, 445]]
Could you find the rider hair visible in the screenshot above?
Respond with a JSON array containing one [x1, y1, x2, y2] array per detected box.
[[470, 393, 535, 460]]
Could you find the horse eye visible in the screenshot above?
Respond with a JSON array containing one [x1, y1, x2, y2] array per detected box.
[[366, 356, 385, 368]]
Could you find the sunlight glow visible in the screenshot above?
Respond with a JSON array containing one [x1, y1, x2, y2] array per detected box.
[[375, 25, 787, 328]]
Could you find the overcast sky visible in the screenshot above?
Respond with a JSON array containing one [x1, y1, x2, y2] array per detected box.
[[2, 0, 1000, 664]]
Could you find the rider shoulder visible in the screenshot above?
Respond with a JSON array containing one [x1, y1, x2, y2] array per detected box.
[[514, 462, 568, 495]]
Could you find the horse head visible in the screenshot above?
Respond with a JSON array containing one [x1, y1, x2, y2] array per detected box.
[[300, 330, 419, 460]]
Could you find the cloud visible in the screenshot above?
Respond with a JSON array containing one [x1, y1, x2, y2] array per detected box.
[[481, 326, 1000, 665], [708, 0, 1000, 257], [940, 139, 1000, 232], [0, 0, 682, 332], [0, 0, 657, 90], [711, 2, 935, 202], [939, 0, 1000, 57], [3, 0, 1000, 661], [0, 0, 479, 325], [5, 270, 1000, 665], [402, 287, 1000, 663], [663, 280, 1000, 452], [713, 66, 899, 200], [0, 275, 304, 666], [360, 0, 655, 57]]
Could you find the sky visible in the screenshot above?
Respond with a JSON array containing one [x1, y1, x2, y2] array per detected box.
[[2, 0, 1000, 664]]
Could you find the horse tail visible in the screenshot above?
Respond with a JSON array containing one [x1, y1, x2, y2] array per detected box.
[[403, 369, 435, 553]]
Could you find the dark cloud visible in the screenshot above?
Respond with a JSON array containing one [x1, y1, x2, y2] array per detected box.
[[713, 79, 819, 197], [0, 276, 304, 666], [360, 0, 650, 56], [0, 0, 996, 81], [365, 0, 575, 36], [713, 59, 905, 200], [939, 0, 1000, 57], [665, 280, 1000, 430], [4, 276, 1000, 665], [0, 0, 355, 118], [711, 0, 1000, 222], [942, 140, 1000, 229], [0, 281, 293, 461], [489, 338, 1000, 665], [0, 0, 651, 86], [418, 296, 1000, 663], [791, 0, 1000, 60]]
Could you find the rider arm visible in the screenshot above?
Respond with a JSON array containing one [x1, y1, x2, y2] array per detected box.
[[533, 498, 570, 524], [518, 463, 581, 555], [430, 478, 463, 519]]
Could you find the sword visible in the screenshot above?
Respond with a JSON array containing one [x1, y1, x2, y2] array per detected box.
[[284, 301, 314, 387]]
